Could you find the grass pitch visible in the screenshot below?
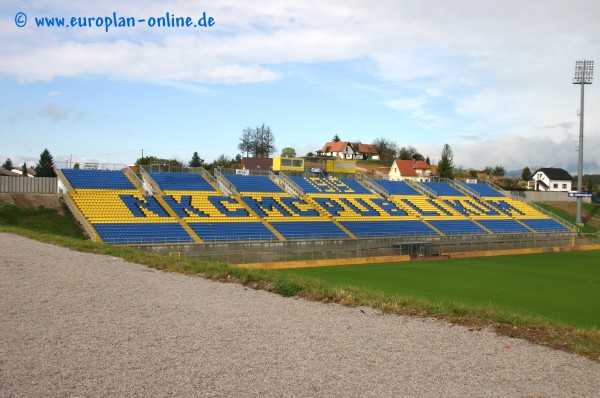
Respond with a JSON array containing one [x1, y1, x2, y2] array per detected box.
[[279, 251, 600, 330]]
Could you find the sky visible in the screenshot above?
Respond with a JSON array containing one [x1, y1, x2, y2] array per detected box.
[[1, 0, 599, 175]]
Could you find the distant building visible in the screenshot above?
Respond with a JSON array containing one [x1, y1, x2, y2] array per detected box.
[[318, 141, 379, 160], [318, 141, 355, 159], [531, 168, 572, 192], [354, 143, 379, 160], [388, 159, 432, 182], [241, 157, 273, 171]]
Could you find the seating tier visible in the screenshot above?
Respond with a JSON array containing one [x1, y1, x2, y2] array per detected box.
[[290, 177, 370, 194], [148, 172, 215, 192], [188, 222, 277, 241], [421, 182, 465, 197], [372, 180, 420, 195], [520, 219, 570, 232], [476, 219, 531, 233], [340, 220, 437, 237], [427, 220, 487, 235], [270, 221, 349, 239], [224, 175, 284, 193], [464, 183, 505, 197], [94, 223, 193, 243], [62, 169, 135, 190]]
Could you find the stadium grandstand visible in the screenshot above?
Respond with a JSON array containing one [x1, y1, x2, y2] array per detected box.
[[57, 167, 575, 249]]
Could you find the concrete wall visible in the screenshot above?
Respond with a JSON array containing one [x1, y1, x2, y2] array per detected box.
[[511, 190, 592, 203]]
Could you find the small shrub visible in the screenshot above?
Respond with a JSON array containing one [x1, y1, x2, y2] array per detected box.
[[275, 280, 303, 297]]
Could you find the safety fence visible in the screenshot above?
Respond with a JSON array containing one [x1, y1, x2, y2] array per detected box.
[[0, 176, 57, 194], [156, 232, 598, 265]]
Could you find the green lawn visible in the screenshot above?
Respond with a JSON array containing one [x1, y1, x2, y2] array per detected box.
[[279, 251, 600, 329]]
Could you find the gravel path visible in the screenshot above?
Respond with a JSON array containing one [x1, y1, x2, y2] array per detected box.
[[1, 233, 599, 397]]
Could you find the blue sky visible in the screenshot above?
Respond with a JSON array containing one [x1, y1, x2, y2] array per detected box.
[[1, 0, 599, 174]]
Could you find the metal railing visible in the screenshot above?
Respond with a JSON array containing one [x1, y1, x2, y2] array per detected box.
[[173, 231, 594, 264], [355, 174, 390, 197], [272, 171, 304, 197]]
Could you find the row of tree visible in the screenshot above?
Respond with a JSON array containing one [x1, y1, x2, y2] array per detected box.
[[2, 149, 57, 177]]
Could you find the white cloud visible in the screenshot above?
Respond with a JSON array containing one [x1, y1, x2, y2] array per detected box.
[[452, 133, 600, 174]]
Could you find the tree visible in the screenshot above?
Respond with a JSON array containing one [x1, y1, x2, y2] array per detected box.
[[437, 143, 454, 179], [398, 145, 418, 160], [189, 151, 205, 168], [332, 134, 341, 142], [239, 124, 277, 158], [306, 152, 315, 157], [212, 153, 232, 169], [587, 179, 594, 193], [21, 163, 28, 177], [135, 156, 184, 168], [280, 147, 296, 158], [491, 165, 506, 177], [35, 148, 57, 177], [469, 170, 478, 178], [425, 156, 431, 165], [2, 158, 13, 170], [237, 127, 254, 157], [372, 137, 398, 163], [253, 123, 276, 157], [73, 163, 80, 170], [521, 166, 532, 181]]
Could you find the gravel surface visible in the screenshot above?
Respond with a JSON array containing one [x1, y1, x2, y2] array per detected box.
[[1, 232, 599, 397]]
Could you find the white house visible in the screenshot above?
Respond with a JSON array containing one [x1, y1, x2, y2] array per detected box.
[[388, 159, 433, 182], [531, 168, 572, 192], [319, 141, 356, 159]]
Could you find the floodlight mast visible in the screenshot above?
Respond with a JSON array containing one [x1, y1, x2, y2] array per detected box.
[[573, 60, 594, 227]]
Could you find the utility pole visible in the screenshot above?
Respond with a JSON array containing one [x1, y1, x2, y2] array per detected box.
[[573, 60, 594, 226]]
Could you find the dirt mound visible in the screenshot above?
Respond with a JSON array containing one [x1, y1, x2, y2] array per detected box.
[[0, 193, 65, 214]]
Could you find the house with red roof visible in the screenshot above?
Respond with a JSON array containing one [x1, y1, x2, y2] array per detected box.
[[318, 141, 379, 160], [355, 143, 379, 160], [388, 159, 432, 182], [318, 141, 355, 159]]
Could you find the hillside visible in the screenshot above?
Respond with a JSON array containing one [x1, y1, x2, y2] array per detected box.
[[538, 201, 600, 233]]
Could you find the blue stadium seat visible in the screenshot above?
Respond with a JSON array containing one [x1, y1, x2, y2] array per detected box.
[[289, 177, 370, 194], [476, 219, 531, 233], [465, 183, 505, 197], [520, 219, 570, 232], [270, 221, 349, 239], [340, 220, 437, 237], [188, 222, 278, 241], [224, 175, 284, 193], [148, 172, 215, 191], [421, 182, 465, 197], [62, 169, 135, 190], [373, 180, 421, 195], [427, 220, 486, 235], [94, 223, 193, 243]]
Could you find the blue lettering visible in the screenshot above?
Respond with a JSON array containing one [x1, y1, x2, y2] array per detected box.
[[401, 199, 441, 216], [371, 198, 408, 217], [485, 200, 525, 216], [313, 197, 345, 216], [243, 196, 292, 217], [208, 196, 249, 217], [119, 195, 170, 217], [162, 196, 208, 218], [339, 198, 378, 216], [280, 197, 319, 217]]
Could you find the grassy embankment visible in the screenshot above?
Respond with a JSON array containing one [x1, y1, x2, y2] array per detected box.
[[0, 198, 599, 361]]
